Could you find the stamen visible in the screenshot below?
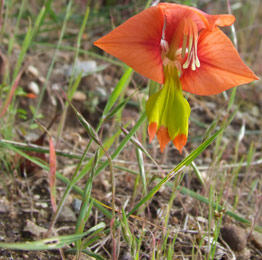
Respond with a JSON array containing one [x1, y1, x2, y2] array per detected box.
[[195, 57, 200, 68], [182, 18, 200, 71], [183, 51, 193, 69], [193, 47, 200, 69], [162, 17, 200, 72], [183, 35, 193, 69], [191, 59, 196, 71], [161, 39, 169, 54], [192, 21, 200, 69], [181, 19, 189, 58], [181, 34, 187, 58]]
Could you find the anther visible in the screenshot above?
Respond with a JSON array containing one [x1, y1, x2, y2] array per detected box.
[[161, 39, 169, 54]]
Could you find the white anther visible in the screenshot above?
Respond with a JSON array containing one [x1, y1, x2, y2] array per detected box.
[[161, 39, 169, 54]]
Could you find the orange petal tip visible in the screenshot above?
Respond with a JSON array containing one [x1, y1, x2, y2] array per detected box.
[[148, 122, 158, 143], [157, 126, 170, 153], [173, 134, 187, 154], [212, 14, 235, 27], [26, 93, 37, 99]]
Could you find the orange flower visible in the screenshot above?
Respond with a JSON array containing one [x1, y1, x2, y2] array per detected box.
[[94, 3, 258, 153]]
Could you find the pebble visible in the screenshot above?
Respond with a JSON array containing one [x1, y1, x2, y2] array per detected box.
[[220, 224, 247, 251], [58, 206, 77, 222], [27, 65, 39, 77], [71, 198, 82, 214], [0, 197, 10, 213], [28, 81, 40, 95], [72, 91, 86, 101], [235, 248, 251, 260], [250, 230, 262, 250], [67, 60, 97, 78], [33, 194, 40, 200], [35, 202, 48, 209], [95, 87, 107, 100], [23, 219, 47, 237], [120, 252, 133, 260]]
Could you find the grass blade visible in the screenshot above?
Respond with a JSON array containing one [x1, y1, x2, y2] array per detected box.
[[0, 69, 23, 117], [94, 112, 147, 178], [34, 0, 73, 120], [12, 6, 46, 80], [102, 67, 133, 118], [49, 136, 57, 212], [136, 147, 147, 195], [0, 233, 91, 251], [0, 223, 106, 251]]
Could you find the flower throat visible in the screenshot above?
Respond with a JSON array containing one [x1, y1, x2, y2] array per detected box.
[[162, 17, 201, 73]]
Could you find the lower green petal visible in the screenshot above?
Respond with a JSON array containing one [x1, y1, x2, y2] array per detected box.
[[146, 67, 191, 152]]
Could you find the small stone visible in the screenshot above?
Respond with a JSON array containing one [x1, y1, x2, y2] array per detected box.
[[24, 132, 39, 142], [120, 251, 132, 260], [72, 91, 86, 101], [58, 206, 77, 222], [235, 248, 251, 260], [95, 87, 107, 100], [23, 219, 47, 237], [71, 198, 82, 214], [27, 65, 39, 77], [0, 197, 10, 213], [33, 194, 40, 200], [35, 202, 48, 208], [39, 76, 45, 83], [250, 230, 262, 250], [67, 60, 97, 78], [251, 106, 259, 117], [220, 224, 247, 251], [196, 216, 208, 224], [28, 81, 40, 95]]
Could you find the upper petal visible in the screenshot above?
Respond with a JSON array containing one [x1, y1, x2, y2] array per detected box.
[[159, 3, 235, 44], [159, 3, 209, 44], [181, 28, 259, 95], [206, 14, 235, 28], [94, 6, 164, 84]]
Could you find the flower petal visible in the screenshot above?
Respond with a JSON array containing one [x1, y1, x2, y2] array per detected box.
[[94, 6, 164, 84], [159, 3, 209, 44], [173, 134, 187, 154], [157, 126, 170, 152], [148, 122, 157, 143], [159, 3, 235, 45], [181, 28, 259, 95], [206, 14, 235, 28]]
